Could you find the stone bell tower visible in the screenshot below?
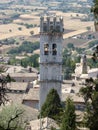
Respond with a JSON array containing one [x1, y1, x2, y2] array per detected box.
[[39, 16, 63, 108], [81, 54, 87, 74]]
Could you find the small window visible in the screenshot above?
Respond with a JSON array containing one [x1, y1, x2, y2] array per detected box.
[[43, 23, 47, 32], [50, 25, 53, 31], [44, 44, 49, 55], [52, 44, 57, 55], [50, 22, 53, 24], [56, 25, 60, 32]]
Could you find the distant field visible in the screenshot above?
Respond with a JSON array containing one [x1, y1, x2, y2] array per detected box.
[[0, 9, 16, 15], [11, 5, 47, 10], [13, 13, 40, 25], [49, 11, 94, 30], [14, 11, 94, 30], [0, 0, 11, 3], [0, 11, 95, 40], [0, 23, 39, 40]]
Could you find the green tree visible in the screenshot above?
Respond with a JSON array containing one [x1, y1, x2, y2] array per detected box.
[[67, 43, 74, 50], [40, 89, 63, 122], [64, 67, 71, 80], [0, 105, 25, 130], [51, 126, 56, 130], [29, 54, 39, 67], [0, 75, 13, 106], [63, 53, 76, 80], [80, 78, 98, 130], [30, 30, 34, 35], [18, 27, 22, 31], [61, 97, 76, 130], [20, 54, 39, 68], [88, 40, 98, 48], [8, 41, 39, 54]]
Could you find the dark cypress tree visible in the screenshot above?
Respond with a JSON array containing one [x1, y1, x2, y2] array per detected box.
[[61, 97, 76, 130], [40, 88, 63, 122]]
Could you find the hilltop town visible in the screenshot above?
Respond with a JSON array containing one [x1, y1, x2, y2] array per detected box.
[[0, 0, 98, 130]]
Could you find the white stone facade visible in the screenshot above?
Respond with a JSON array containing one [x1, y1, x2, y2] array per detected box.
[[74, 55, 89, 78], [88, 68, 98, 79]]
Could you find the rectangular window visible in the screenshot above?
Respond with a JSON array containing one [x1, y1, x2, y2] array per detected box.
[[52, 44, 57, 55], [50, 25, 53, 31], [44, 44, 49, 55], [56, 25, 60, 32], [43, 23, 47, 32]]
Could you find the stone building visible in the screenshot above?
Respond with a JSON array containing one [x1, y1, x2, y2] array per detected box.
[[39, 16, 64, 107], [74, 54, 98, 80], [2, 65, 38, 82], [74, 54, 90, 80], [22, 87, 39, 109]]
